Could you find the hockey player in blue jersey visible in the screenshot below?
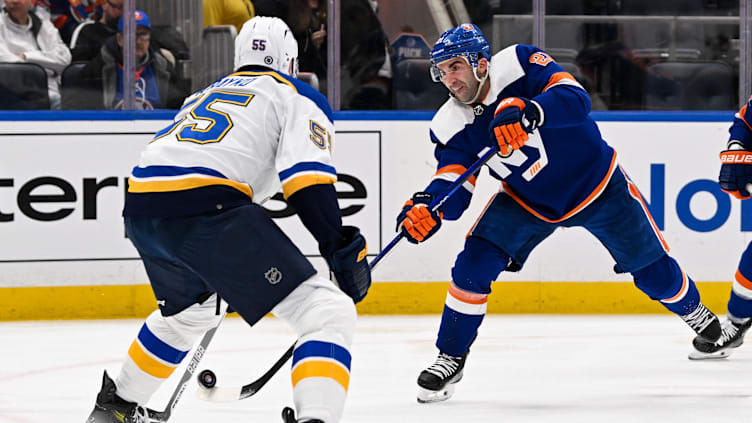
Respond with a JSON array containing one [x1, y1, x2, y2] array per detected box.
[[689, 97, 752, 359], [397, 23, 724, 403], [85, 17, 370, 423]]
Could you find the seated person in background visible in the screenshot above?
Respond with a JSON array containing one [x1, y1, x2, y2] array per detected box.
[[203, 0, 254, 34], [36, 0, 103, 44], [68, 0, 121, 61], [340, 0, 392, 109], [75, 10, 181, 109], [0, 0, 71, 109]]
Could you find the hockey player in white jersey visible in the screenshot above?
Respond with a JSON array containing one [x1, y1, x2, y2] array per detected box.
[[85, 17, 370, 423]]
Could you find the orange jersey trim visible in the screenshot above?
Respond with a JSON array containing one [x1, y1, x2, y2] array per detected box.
[[502, 151, 618, 223], [543, 72, 576, 92], [435, 165, 477, 186], [625, 175, 670, 252]]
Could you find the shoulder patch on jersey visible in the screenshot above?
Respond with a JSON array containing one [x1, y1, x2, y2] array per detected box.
[[287, 77, 334, 124], [228, 70, 333, 123], [430, 97, 475, 145], [483, 44, 525, 105]]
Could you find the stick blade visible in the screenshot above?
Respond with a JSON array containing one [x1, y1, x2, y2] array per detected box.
[[195, 384, 242, 402]]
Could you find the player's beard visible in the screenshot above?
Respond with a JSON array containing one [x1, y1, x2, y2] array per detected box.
[[452, 80, 479, 104]]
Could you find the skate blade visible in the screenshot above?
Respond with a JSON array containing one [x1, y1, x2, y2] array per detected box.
[[417, 384, 455, 404], [688, 349, 733, 360]]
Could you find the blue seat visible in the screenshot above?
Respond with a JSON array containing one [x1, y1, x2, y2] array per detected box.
[[0, 62, 50, 110], [392, 58, 447, 110], [60, 62, 93, 110], [645, 61, 736, 110]]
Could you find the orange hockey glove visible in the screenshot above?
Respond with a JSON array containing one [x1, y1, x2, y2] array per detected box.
[[719, 149, 752, 200], [489, 97, 542, 156], [396, 192, 443, 243]]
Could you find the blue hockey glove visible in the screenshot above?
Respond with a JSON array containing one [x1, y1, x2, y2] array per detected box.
[[326, 226, 371, 303], [720, 149, 752, 200], [489, 97, 542, 156], [396, 192, 443, 244]]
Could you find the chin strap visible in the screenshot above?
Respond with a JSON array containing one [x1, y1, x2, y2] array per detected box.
[[460, 66, 489, 105]]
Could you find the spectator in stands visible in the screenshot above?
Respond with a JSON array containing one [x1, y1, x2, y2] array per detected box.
[[75, 10, 180, 109], [255, 0, 391, 107], [287, 0, 327, 87], [36, 0, 103, 44], [203, 0, 254, 34], [0, 0, 71, 109], [340, 0, 392, 109], [68, 0, 122, 61], [252, 0, 326, 89]]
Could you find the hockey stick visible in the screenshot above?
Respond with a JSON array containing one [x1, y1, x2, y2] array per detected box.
[[194, 146, 500, 403], [195, 341, 295, 402], [145, 314, 225, 422], [368, 145, 500, 269]]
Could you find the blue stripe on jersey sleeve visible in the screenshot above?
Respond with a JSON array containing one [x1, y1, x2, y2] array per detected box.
[[131, 165, 227, 179], [137, 324, 188, 364], [293, 340, 352, 370], [278, 162, 337, 181], [273, 72, 334, 123]]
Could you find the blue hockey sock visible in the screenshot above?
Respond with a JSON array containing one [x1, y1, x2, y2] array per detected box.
[[632, 255, 700, 315], [730, 246, 752, 319], [660, 276, 700, 315], [728, 290, 752, 319], [436, 305, 484, 357]]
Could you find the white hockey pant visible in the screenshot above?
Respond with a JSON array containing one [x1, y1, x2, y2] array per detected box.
[[272, 273, 357, 423]]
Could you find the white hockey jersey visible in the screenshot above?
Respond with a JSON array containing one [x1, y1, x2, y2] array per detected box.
[[124, 70, 336, 217]]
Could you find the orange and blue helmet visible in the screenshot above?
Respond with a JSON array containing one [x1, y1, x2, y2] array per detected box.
[[429, 23, 491, 82]]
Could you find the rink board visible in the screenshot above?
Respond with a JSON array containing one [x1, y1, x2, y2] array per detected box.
[[0, 281, 734, 320], [0, 111, 747, 319]]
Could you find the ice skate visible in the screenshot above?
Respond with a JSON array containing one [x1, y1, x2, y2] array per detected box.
[[680, 303, 722, 343], [86, 371, 146, 423], [281, 406, 324, 423], [689, 317, 751, 360], [416, 352, 467, 403]]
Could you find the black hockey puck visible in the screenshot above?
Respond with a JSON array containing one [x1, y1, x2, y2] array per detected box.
[[198, 369, 217, 388]]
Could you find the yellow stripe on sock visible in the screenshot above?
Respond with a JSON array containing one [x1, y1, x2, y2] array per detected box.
[[127, 340, 177, 379], [291, 360, 350, 391]]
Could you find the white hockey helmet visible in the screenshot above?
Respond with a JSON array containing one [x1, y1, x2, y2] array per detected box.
[[234, 16, 299, 78]]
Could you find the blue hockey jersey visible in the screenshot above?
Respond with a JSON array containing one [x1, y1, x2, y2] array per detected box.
[[729, 96, 752, 147], [424, 44, 617, 222]]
